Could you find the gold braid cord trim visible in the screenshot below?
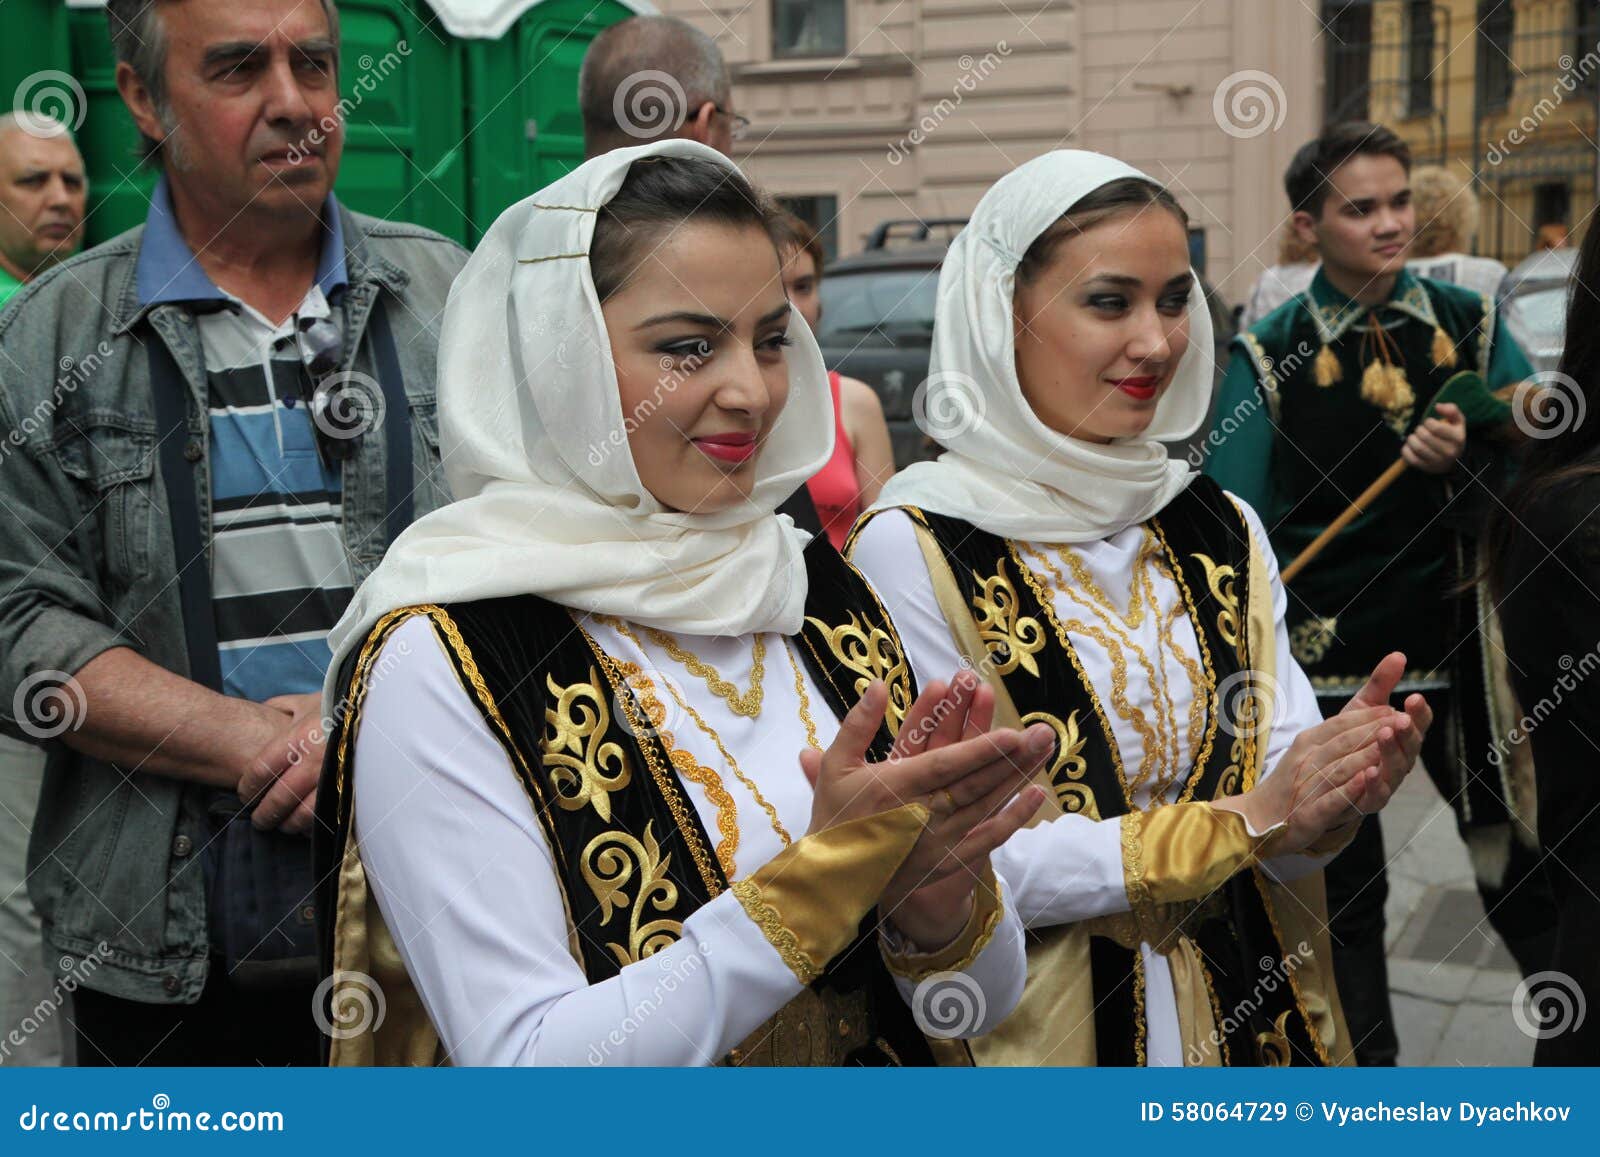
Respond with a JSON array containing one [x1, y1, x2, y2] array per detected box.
[[881, 863, 1005, 982], [730, 804, 930, 985]]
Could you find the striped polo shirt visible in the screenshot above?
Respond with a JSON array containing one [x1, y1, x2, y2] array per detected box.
[[135, 179, 352, 702]]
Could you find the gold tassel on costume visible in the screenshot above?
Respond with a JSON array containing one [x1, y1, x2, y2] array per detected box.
[[1357, 315, 1416, 412], [1313, 343, 1342, 386], [1431, 326, 1459, 370]]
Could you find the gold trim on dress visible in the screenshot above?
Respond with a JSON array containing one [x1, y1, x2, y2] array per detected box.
[[542, 669, 632, 822], [802, 610, 913, 736]]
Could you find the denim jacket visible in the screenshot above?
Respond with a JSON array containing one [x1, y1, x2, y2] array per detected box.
[[0, 204, 467, 1003]]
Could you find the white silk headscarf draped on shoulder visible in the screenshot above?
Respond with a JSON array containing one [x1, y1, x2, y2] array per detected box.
[[870, 149, 1214, 542], [324, 139, 834, 699]]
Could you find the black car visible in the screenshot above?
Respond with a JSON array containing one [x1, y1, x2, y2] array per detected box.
[[816, 218, 1236, 468]]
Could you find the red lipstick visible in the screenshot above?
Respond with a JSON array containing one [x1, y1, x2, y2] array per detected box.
[[1109, 375, 1160, 401], [693, 432, 758, 464]]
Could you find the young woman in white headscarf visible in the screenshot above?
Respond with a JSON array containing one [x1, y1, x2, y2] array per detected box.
[[847, 150, 1434, 1067], [310, 141, 1052, 1067]]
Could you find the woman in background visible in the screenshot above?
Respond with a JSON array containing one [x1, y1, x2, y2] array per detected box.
[[776, 214, 896, 549]]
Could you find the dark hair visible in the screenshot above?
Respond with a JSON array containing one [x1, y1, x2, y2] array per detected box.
[[1485, 223, 1600, 601], [771, 211, 825, 278], [589, 155, 781, 302], [1016, 178, 1189, 288], [1284, 121, 1412, 219]]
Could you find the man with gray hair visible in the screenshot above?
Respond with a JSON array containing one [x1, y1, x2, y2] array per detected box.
[[579, 15, 747, 159], [0, 0, 465, 1064], [0, 112, 85, 309], [0, 108, 85, 1069]]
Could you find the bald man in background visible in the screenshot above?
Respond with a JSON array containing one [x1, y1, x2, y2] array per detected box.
[[0, 112, 85, 309]]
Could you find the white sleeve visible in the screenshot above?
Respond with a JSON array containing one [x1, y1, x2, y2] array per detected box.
[[1226, 493, 1339, 883], [850, 509, 1132, 926], [884, 872, 1029, 1037], [351, 615, 807, 1066]]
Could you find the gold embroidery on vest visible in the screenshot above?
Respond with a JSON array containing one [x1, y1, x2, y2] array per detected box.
[[1192, 552, 1240, 649], [542, 669, 632, 822], [1289, 616, 1338, 666], [803, 611, 911, 736], [1020, 708, 1098, 819], [969, 557, 1045, 677], [1255, 1010, 1293, 1066], [581, 823, 684, 968], [1151, 522, 1225, 806]]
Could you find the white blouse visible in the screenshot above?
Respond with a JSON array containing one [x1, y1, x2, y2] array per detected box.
[[848, 494, 1331, 1066], [350, 613, 1027, 1066]]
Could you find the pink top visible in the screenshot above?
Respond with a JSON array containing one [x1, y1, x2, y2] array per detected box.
[[806, 371, 861, 551]]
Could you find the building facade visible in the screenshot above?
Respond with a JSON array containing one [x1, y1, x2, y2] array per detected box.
[[655, 0, 1324, 307]]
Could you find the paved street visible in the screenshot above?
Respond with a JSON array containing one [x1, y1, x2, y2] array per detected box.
[[1380, 767, 1534, 1065]]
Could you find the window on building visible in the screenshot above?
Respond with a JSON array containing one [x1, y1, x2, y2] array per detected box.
[[776, 194, 840, 263], [772, 1, 847, 59], [1476, 1, 1515, 111], [1576, 1, 1600, 88], [1406, 0, 1435, 115], [1324, 1, 1373, 122], [1534, 182, 1571, 230]]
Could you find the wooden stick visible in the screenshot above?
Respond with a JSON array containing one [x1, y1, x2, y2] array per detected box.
[[1281, 458, 1409, 585]]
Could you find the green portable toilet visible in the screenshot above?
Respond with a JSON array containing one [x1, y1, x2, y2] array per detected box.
[[4, 0, 641, 247]]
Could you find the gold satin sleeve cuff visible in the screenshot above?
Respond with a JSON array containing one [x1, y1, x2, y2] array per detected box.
[[1302, 817, 1361, 858], [1123, 803, 1276, 911], [732, 803, 930, 985], [880, 862, 1004, 981]]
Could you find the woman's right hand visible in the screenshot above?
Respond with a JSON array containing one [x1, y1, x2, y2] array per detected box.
[[800, 674, 1051, 856], [1214, 705, 1409, 855]]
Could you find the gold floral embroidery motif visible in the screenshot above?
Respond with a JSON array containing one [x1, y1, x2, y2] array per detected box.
[[804, 612, 911, 735], [581, 824, 684, 968], [1289, 616, 1338, 666], [1021, 709, 1098, 819], [1255, 1010, 1293, 1066], [541, 669, 633, 821], [970, 558, 1045, 677], [1192, 553, 1240, 650]]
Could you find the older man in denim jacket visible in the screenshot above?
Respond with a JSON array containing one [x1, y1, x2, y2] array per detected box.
[[0, 0, 465, 1064]]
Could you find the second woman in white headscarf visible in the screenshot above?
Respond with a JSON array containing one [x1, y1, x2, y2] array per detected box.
[[849, 149, 1434, 1067]]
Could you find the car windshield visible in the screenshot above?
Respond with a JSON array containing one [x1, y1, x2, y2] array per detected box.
[[1502, 286, 1568, 343], [816, 269, 940, 346]]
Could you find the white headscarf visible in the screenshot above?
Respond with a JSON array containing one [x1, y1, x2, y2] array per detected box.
[[325, 140, 834, 693], [872, 149, 1214, 542]]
